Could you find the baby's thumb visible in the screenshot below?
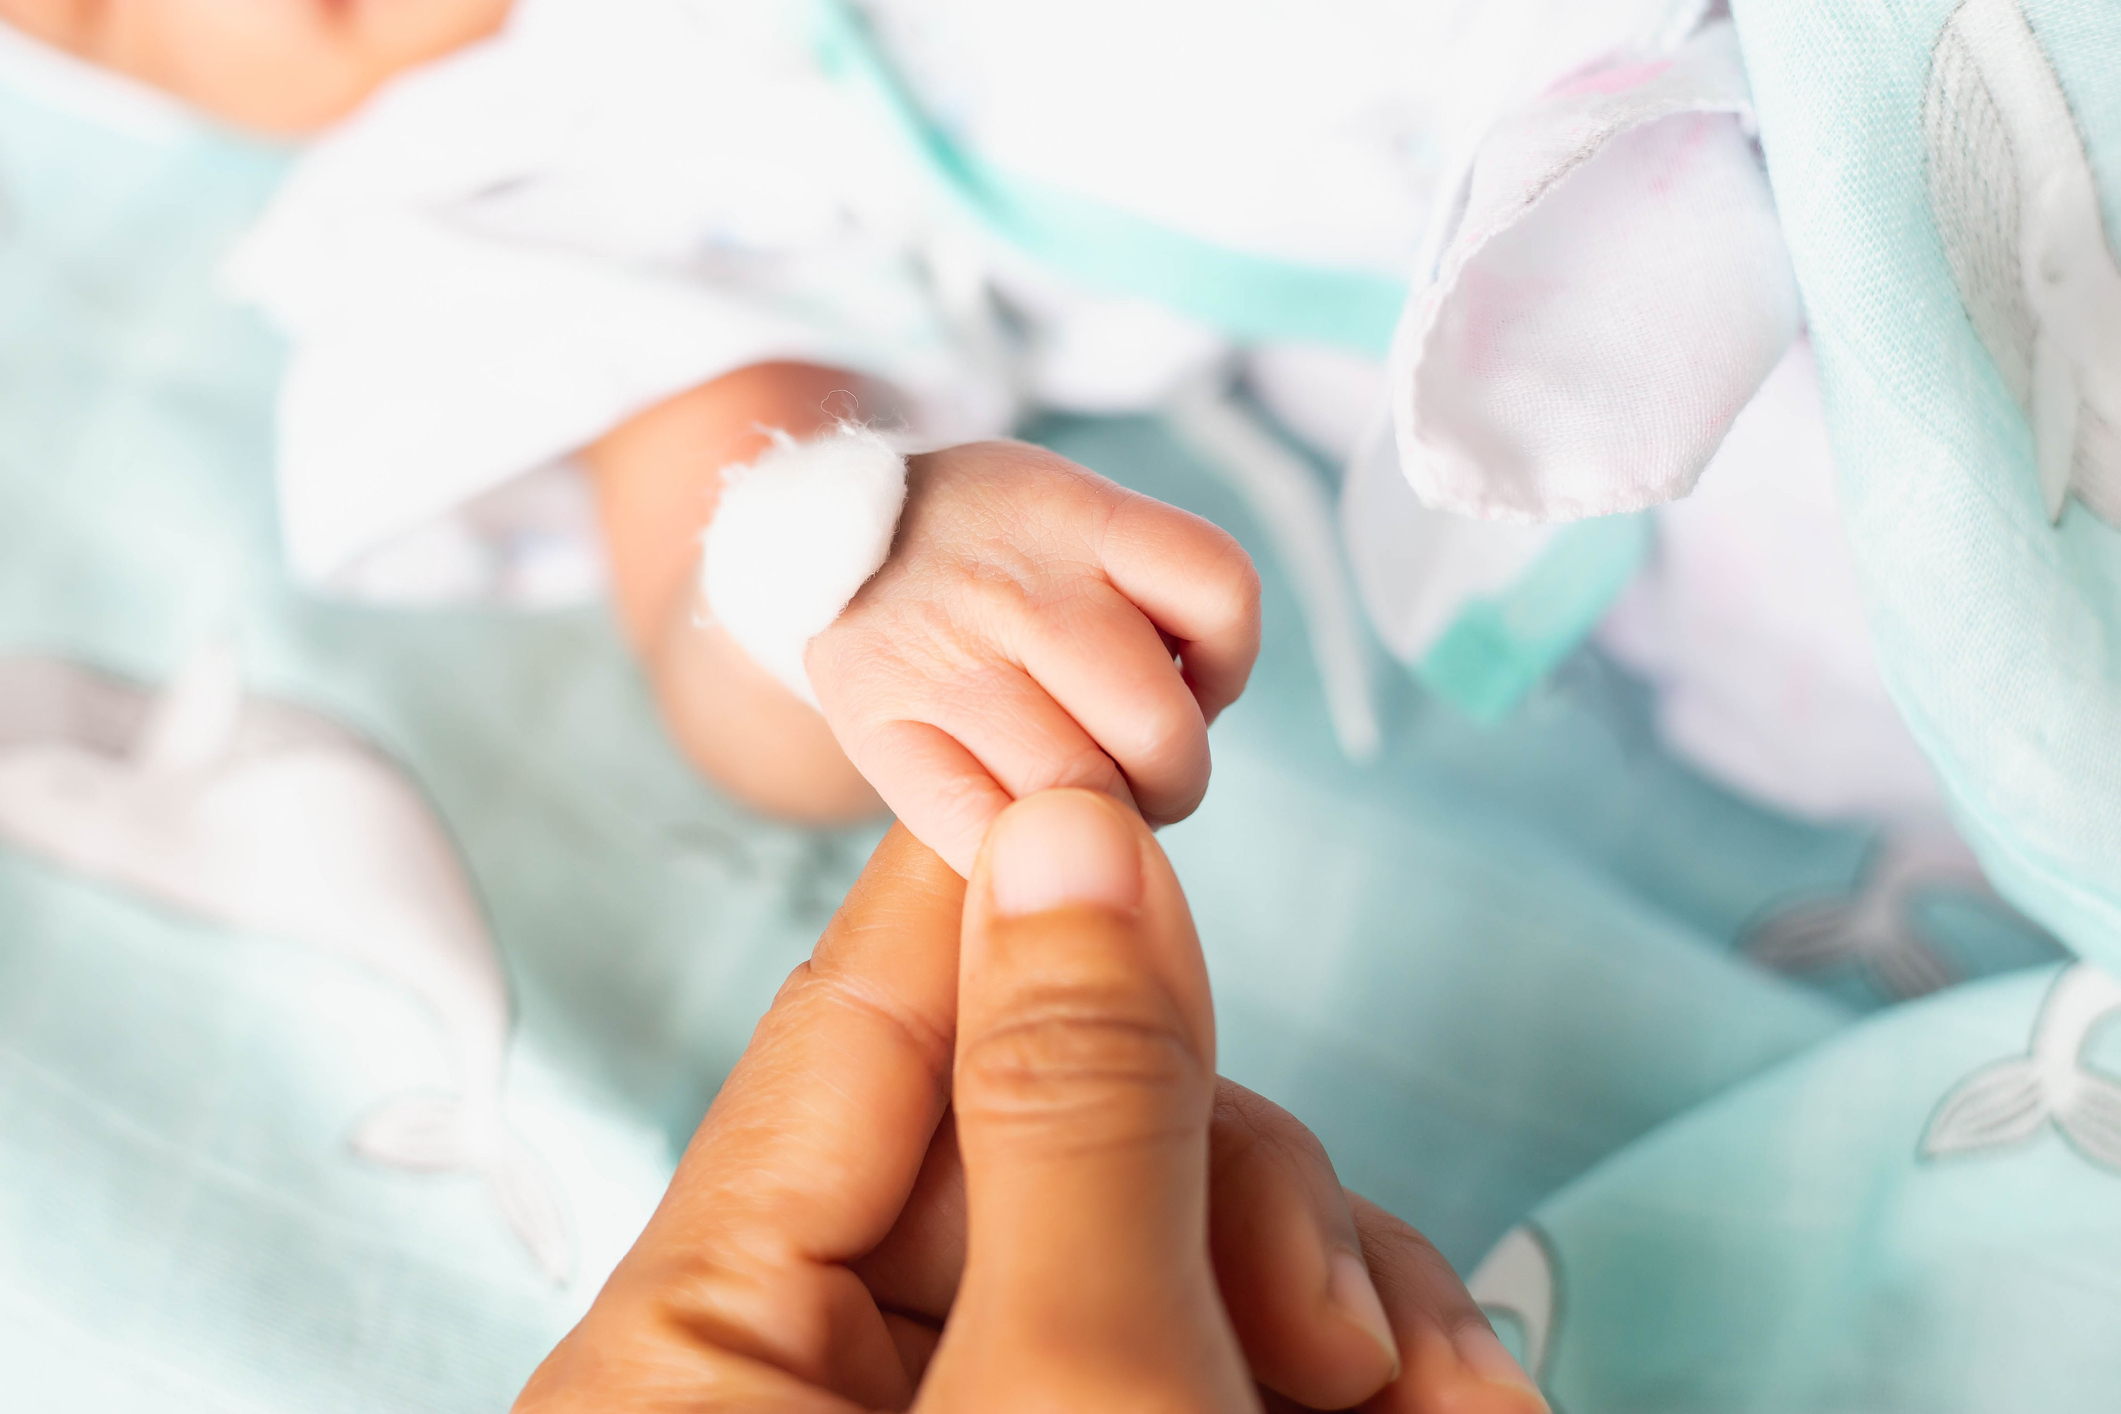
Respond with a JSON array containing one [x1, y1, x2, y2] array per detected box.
[[919, 790, 1252, 1410]]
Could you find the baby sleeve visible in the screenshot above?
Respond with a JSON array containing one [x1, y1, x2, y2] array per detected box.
[[1346, 15, 1812, 719], [225, 0, 1008, 604]]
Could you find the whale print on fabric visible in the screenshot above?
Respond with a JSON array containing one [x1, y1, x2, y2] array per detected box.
[[1923, 963, 2121, 1173], [1743, 829, 1997, 1002], [1924, 0, 2121, 526], [1467, 1222, 1560, 1389], [0, 647, 574, 1283]]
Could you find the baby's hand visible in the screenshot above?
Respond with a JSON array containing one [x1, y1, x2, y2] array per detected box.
[[806, 441, 1260, 875]]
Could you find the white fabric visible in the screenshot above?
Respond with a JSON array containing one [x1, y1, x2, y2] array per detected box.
[[699, 426, 909, 706], [1391, 19, 1803, 523], [327, 461, 609, 606], [861, 0, 1698, 279], [0, 645, 576, 1282], [1596, 344, 1945, 824], [226, 0, 1010, 600], [1334, 15, 1946, 824], [223, 0, 1702, 604], [1343, 424, 1564, 667]]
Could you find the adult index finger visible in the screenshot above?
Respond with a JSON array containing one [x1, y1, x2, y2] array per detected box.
[[534, 826, 966, 1411]]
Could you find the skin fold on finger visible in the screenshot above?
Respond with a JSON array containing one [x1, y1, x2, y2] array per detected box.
[[1347, 1195, 1550, 1414], [918, 792, 1252, 1410], [533, 826, 966, 1410], [515, 1302, 869, 1414], [857, 1081, 1405, 1411], [1207, 1080, 1402, 1410], [1002, 576, 1212, 826], [837, 719, 1020, 878], [835, 662, 1136, 876], [949, 909, 1216, 1327], [903, 658, 1136, 808], [850, 1109, 967, 1321]]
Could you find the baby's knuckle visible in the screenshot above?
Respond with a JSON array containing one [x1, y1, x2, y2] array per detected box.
[[1132, 692, 1205, 761], [1026, 746, 1126, 798], [1206, 535, 1264, 625]]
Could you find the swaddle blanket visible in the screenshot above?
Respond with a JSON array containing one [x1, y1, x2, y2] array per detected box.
[[1722, 0, 2121, 976]]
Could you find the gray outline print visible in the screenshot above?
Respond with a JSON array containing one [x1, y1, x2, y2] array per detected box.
[[1922, 963, 2121, 1173], [1925, 0, 2121, 525], [1743, 829, 1999, 1003]]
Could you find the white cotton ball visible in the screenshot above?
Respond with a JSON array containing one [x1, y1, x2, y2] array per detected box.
[[699, 426, 909, 706]]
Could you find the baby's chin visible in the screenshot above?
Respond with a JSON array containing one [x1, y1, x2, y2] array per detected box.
[[1, 0, 514, 134]]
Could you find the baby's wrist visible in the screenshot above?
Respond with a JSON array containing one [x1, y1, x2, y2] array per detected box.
[[697, 425, 909, 708]]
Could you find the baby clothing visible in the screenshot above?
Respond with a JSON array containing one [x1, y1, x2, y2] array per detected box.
[[222, 0, 1671, 603], [221, 0, 1930, 836]]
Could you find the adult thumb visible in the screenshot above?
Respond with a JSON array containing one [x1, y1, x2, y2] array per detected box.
[[918, 789, 1253, 1412]]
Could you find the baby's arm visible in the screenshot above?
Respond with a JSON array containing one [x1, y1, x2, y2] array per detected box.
[[583, 362, 884, 823], [588, 363, 1262, 870]]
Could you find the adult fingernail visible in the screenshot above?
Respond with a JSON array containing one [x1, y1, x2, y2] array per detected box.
[[1328, 1249, 1401, 1380], [986, 790, 1142, 917], [1454, 1324, 1547, 1407]]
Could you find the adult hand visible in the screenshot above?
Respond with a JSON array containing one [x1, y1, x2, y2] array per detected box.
[[517, 791, 1545, 1412]]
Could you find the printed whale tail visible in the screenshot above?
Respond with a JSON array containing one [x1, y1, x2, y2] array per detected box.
[[1746, 897, 1958, 1001], [1925, 0, 2121, 525], [352, 1092, 575, 1285], [1923, 1057, 2121, 1171]]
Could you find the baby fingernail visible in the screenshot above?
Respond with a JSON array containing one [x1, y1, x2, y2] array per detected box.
[[1453, 1324, 1547, 1407], [986, 789, 1141, 917], [1328, 1249, 1401, 1379]]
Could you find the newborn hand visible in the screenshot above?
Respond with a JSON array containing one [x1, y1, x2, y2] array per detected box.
[[515, 793, 1546, 1414], [807, 442, 1261, 875]]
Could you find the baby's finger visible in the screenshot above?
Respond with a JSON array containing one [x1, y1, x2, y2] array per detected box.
[[849, 667, 1133, 877], [845, 720, 1016, 877], [1097, 492, 1262, 724], [1349, 1194, 1549, 1414], [1008, 579, 1211, 825], [1207, 1081, 1403, 1410]]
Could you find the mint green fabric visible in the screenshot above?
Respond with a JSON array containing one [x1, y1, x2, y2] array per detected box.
[[808, 0, 1410, 355], [1522, 966, 2121, 1413], [0, 47, 2090, 1414], [1416, 513, 1655, 722], [1730, 0, 2121, 978], [1469, 5, 2121, 1408]]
